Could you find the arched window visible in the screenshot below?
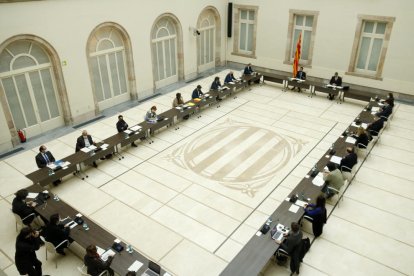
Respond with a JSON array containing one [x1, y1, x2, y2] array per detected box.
[[151, 17, 178, 88], [88, 26, 129, 109], [0, 40, 63, 137]]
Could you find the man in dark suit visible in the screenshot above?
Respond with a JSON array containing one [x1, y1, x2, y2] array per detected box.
[[210, 76, 223, 101], [192, 85, 204, 99], [224, 71, 237, 84], [76, 130, 98, 167], [328, 72, 342, 100], [15, 227, 43, 276], [116, 115, 137, 147], [243, 63, 254, 75], [44, 213, 72, 255], [367, 116, 385, 136], [35, 145, 61, 186], [291, 66, 306, 92], [340, 147, 358, 173], [376, 104, 393, 119]]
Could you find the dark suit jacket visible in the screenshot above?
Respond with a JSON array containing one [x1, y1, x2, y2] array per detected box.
[[15, 235, 41, 275], [84, 254, 112, 276], [224, 73, 236, 83], [12, 198, 35, 224], [296, 71, 306, 80], [116, 120, 128, 133], [376, 105, 393, 118], [244, 66, 254, 75], [355, 133, 370, 148], [329, 76, 342, 86], [76, 135, 94, 152], [368, 119, 384, 136], [210, 80, 222, 90], [280, 231, 303, 255], [35, 151, 55, 168], [340, 152, 358, 172], [192, 88, 203, 99], [44, 223, 70, 248]]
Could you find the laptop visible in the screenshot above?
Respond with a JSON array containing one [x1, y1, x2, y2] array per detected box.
[[142, 261, 160, 276], [271, 230, 284, 242]]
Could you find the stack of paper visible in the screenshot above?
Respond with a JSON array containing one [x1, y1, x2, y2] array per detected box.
[[345, 137, 357, 144], [124, 130, 132, 134], [312, 173, 325, 187], [101, 143, 109, 149], [330, 155, 342, 165], [128, 260, 143, 272], [80, 147, 91, 153], [288, 204, 300, 213], [130, 125, 142, 132], [88, 145, 97, 150]]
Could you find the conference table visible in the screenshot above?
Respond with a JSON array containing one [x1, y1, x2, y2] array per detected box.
[[22, 72, 262, 274], [220, 99, 380, 276]]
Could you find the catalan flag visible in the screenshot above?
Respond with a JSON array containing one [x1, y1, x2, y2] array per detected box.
[[293, 32, 302, 77]]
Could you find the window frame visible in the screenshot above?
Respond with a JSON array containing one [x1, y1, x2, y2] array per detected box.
[[346, 14, 395, 80], [284, 9, 319, 67], [232, 4, 259, 59]]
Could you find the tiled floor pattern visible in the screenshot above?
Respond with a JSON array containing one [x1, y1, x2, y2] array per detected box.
[[1, 71, 413, 276]]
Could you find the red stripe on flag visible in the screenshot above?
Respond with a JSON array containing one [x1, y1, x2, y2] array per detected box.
[[293, 32, 302, 77]]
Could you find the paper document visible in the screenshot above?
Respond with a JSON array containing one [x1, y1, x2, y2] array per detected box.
[[80, 147, 91, 153], [130, 125, 141, 132], [295, 199, 307, 208], [68, 221, 78, 229], [101, 143, 109, 148], [330, 155, 342, 165], [100, 249, 115, 262], [372, 107, 380, 112], [312, 173, 325, 187], [88, 145, 97, 150], [96, 246, 105, 256], [351, 122, 359, 128], [47, 163, 57, 169], [27, 192, 38, 199], [124, 130, 132, 134], [361, 123, 368, 129], [228, 81, 235, 84], [127, 260, 143, 272], [345, 137, 357, 144], [256, 231, 262, 237], [289, 204, 300, 213]]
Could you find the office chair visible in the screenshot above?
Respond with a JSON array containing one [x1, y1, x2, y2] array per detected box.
[[77, 265, 109, 276], [12, 212, 35, 232], [41, 236, 69, 268]]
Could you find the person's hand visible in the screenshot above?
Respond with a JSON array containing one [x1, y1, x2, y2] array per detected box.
[[304, 203, 308, 208], [32, 231, 40, 238], [275, 239, 281, 244], [28, 201, 37, 207]]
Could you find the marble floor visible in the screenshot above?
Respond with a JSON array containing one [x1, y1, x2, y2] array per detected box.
[[0, 71, 413, 276]]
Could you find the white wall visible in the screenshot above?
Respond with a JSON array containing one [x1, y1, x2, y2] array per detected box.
[[229, 0, 414, 94], [0, 0, 227, 151]]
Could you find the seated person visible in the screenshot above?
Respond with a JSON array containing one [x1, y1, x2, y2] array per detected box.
[[210, 76, 223, 101], [12, 189, 45, 229], [125, 272, 136, 276], [192, 85, 204, 99], [322, 162, 344, 198], [116, 115, 137, 147], [304, 195, 327, 237], [384, 92, 394, 107], [172, 92, 184, 107], [15, 227, 43, 276], [367, 116, 385, 136], [328, 72, 342, 100], [43, 213, 72, 255], [353, 127, 370, 148], [340, 147, 358, 173], [243, 63, 254, 75], [224, 71, 237, 83], [145, 106, 158, 122], [35, 145, 61, 186], [84, 244, 114, 276], [291, 66, 306, 92], [376, 103, 393, 119], [76, 130, 98, 167], [276, 222, 303, 254]]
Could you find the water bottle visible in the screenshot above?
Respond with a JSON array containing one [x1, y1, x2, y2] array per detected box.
[[83, 222, 89, 231], [127, 244, 133, 253], [53, 194, 59, 201], [301, 192, 305, 200], [266, 217, 272, 226], [48, 169, 53, 176], [312, 164, 317, 173]]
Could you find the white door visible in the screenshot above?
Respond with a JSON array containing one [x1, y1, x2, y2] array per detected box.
[[198, 26, 215, 72]]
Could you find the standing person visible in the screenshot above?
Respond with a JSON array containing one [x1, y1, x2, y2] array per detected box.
[[304, 195, 327, 237], [35, 145, 61, 186], [192, 85, 204, 99], [116, 115, 137, 147], [15, 227, 43, 276], [224, 71, 237, 83], [43, 213, 72, 256], [12, 189, 45, 229], [84, 244, 114, 276], [328, 72, 342, 100], [322, 162, 344, 198], [210, 76, 223, 101], [291, 66, 306, 92], [76, 130, 98, 167]]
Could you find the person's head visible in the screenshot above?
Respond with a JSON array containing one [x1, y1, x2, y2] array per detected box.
[[214, 76, 220, 82], [39, 145, 47, 153], [388, 92, 394, 99], [125, 272, 136, 276], [334, 72, 339, 77], [17, 227, 34, 240], [299, 66, 303, 71], [151, 106, 157, 112], [82, 130, 88, 137], [326, 162, 336, 172], [15, 189, 28, 200], [118, 115, 124, 121], [290, 222, 300, 233], [197, 84, 202, 90], [49, 213, 60, 225], [229, 71, 233, 75], [316, 195, 326, 208], [86, 244, 97, 256], [247, 63, 251, 67], [357, 127, 365, 136], [176, 92, 181, 100], [346, 146, 354, 154]]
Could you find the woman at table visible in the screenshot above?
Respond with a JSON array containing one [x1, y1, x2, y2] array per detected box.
[[15, 227, 43, 276], [353, 127, 370, 149], [172, 93, 184, 108], [304, 195, 327, 237], [84, 244, 114, 276], [44, 213, 72, 255], [12, 189, 45, 229]]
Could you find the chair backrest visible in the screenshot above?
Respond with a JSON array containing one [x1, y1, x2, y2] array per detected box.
[[13, 212, 23, 226], [45, 240, 56, 254], [77, 265, 90, 276]]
